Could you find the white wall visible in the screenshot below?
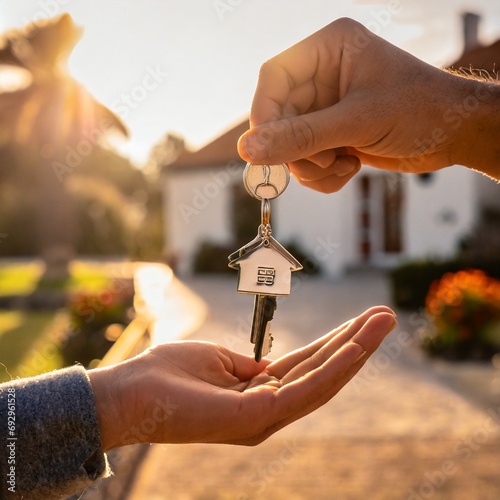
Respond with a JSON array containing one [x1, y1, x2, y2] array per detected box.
[[275, 176, 355, 278], [404, 166, 478, 260], [165, 167, 356, 278], [165, 163, 480, 277], [164, 168, 236, 274], [475, 172, 500, 211]]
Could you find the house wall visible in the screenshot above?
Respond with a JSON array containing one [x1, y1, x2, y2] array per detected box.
[[164, 167, 238, 274], [164, 163, 479, 277], [475, 173, 500, 211], [403, 166, 478, 259], [274, 176, 356, 278]]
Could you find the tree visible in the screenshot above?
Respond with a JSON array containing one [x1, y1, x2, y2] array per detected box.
[[0, 14, 128, 279], [146, 132, 185, 178]]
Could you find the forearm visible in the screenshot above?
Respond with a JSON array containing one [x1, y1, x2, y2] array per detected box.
[[448, 76, 500, 180]]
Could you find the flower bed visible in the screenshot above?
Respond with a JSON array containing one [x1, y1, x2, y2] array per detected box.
[[422, 269, 500, 361]]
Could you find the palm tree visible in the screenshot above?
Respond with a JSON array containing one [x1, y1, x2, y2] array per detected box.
[[0, 14, 128, 279]]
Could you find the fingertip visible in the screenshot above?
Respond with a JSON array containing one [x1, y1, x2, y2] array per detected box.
[[237, 131, 252, 162], [367, 311, 398, 331], [228, 349, 272, 381], [348, 311, 398, 355], [294, 164, 359, 193], [363, 305, 397, 319], [237, 130, 272, 163], [332, 155, 361, 177]]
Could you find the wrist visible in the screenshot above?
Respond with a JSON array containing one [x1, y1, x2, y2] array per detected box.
[[450, 77, 500, 180], [88, 362, 131, 452]]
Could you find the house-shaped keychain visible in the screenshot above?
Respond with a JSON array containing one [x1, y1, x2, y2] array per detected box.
[[228, 236, 303, 296]]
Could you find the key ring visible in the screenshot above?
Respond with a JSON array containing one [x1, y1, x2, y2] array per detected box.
[[255, 165, 279, 199], [261, 198, 271, 226], [259, 198, 272, 244], [243, 163, 290, 200]]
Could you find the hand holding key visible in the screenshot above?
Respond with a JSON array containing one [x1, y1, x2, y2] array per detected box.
[[89, 306, 397, 449], [237, 18, 500, 188]]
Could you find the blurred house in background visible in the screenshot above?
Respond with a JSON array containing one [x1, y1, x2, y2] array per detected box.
[[162, 12, 499, 278], [162, 118, 475, 277]]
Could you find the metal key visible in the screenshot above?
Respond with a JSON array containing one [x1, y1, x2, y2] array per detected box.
[[228, 163, 302, 361], [251, 295, 277, 362]]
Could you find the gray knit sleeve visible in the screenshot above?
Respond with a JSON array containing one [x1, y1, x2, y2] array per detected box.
[[0, 365, 110, 499]]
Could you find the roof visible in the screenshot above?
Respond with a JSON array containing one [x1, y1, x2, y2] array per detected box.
[[447, 38, 500, 76], [228, 236, 303, 271], [167, 119, 249, 170]]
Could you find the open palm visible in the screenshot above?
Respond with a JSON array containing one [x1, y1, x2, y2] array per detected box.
[[105, 306, 396, 449]]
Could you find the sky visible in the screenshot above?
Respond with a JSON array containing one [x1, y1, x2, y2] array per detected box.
[[1, 0, 500, 165]]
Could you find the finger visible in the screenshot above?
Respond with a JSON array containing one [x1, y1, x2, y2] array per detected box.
[[353, 150, 435, 174], [249, 28, 336, 126], [224, 348, 271, 381], [294, 163, 361, 193], [238, 98, 363, 165], [289, 154, 360, 182], [266, 306, 395, 379], [240, 311, 396, 444], [280, 311, 396, 385], [277, 313, 396, 422], [305, 149, 338, 169], [291, 160, 361, 194]]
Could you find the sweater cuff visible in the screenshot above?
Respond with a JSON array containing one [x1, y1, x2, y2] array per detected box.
[[0, 365, 110, 499]]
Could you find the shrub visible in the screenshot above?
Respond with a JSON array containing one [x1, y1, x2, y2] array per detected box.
[[61, 279, 134, 366], [282, 240, 321, 275], [390, 259, 500, 310], [422, 269, 500, 361], [193, 242, 234, 274]]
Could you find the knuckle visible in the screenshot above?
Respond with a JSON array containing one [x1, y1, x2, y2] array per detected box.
[[332, 17, 363, 33], [286, 117, 315, 155], [258, 59, 276, 79]]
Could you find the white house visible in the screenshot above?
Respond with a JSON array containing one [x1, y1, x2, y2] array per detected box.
[[162, 119, 481, 278]]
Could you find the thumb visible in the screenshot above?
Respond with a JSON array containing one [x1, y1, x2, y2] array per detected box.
[[238, 103, 355, 164]]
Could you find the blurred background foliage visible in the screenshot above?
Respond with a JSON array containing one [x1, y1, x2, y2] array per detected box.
[[0, 142, 164, 260], [0, 14, 164, 265], [0, 14, 163, 381], [422, 269, 500, 361]]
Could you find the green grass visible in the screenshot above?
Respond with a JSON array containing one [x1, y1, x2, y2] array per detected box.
[[0, 260, 134, 383], [0, 261, 44, 296], [0, 260, 126, 296], [0, 309, 63, 383]]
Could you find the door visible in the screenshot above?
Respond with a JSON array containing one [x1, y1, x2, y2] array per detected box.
[[358, 173, 404, 264]]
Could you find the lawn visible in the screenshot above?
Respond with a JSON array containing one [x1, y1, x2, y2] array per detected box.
[[0, 309, 64, 383], [0, 260, 135, 383], [0, 260, 115, 296], [0, 260, 43, 296]]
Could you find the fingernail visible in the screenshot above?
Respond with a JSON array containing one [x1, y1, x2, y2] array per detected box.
[[245, 134, 271, 161], [335, 157, 360, 177]]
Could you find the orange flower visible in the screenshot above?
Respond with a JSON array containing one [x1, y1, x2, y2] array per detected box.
[[426, 270, 500, 318]]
